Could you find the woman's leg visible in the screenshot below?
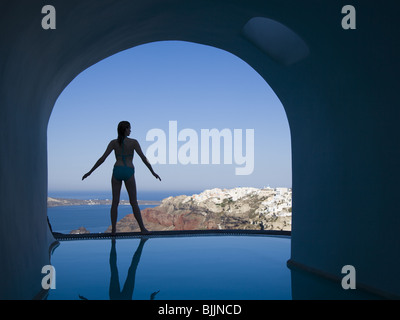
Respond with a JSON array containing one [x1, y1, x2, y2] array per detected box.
[[111, 176, 122, 235], [124, 175, 149, 234]]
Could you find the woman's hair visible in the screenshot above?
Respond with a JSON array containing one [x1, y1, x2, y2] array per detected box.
[[117, 121, 131, 146]]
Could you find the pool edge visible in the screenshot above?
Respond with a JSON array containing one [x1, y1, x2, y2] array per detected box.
[[53, 229, 291, 241]]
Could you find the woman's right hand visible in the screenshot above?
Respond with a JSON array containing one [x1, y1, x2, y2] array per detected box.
[[153, 172, 161, 181]]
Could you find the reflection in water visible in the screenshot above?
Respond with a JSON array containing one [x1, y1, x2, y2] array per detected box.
[[48, 235, 387, 300], [49, 236, 292, 300], [109, 237, 159, 300], [79, 237, 159, 300]]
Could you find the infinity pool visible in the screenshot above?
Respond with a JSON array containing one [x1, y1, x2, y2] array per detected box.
[[47, 235, 291, 300]]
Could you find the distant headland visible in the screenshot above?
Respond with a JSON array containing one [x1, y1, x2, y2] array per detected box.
[[47, 197, 161, 207]]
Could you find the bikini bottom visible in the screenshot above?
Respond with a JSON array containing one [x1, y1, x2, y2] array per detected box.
[[113, 166, 135, 182]]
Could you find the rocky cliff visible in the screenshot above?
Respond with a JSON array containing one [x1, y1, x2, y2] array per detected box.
[[105, 187, 292, 233]]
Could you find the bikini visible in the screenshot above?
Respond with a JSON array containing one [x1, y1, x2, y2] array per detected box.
[[113, 138, 135, 181]]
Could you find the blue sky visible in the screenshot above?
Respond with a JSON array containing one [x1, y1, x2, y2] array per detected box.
[[47, 41, 291, 193]]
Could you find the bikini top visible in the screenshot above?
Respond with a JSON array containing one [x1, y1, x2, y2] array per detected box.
[[116, 138, 133, 166]]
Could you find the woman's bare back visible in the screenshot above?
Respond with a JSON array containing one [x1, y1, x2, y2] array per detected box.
[[113, 138, 136, 168]]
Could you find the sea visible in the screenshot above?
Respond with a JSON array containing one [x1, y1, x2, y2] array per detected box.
[[48, 190, 201, 234]]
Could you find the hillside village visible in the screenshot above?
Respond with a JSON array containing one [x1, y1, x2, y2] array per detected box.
[[106, 187, 292, 233]]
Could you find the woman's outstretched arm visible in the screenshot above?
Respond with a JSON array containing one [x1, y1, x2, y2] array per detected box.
[[82, 141, 114, 180], [133, 139, 161, 181]]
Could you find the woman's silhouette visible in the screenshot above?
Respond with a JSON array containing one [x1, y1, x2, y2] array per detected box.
[[82, 121, 161, 235], [109, 238, 146, 300]]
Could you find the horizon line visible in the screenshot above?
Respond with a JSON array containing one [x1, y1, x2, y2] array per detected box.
[[48, 185, 293, 193]]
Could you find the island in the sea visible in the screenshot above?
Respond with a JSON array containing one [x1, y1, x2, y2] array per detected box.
[[49, 187, 292, 234]]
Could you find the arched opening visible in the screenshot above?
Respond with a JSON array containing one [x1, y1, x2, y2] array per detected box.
[[3, 1, 397, 300], [47, 40, 292, 234]]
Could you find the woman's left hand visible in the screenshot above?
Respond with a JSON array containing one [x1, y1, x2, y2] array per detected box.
[[82, 172, 91, 180]]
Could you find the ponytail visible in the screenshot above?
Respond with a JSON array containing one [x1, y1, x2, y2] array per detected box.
[[117, 121, 131, 145]]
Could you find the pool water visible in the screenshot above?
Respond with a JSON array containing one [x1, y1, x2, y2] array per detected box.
[[47, 235, 291, 300]]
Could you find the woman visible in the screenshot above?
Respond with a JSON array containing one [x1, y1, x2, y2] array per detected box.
[[82, 121, 161, 235]]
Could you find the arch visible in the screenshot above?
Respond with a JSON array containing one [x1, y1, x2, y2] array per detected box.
[[48, 40, 292, 195], [1, 1, 399, 299]]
